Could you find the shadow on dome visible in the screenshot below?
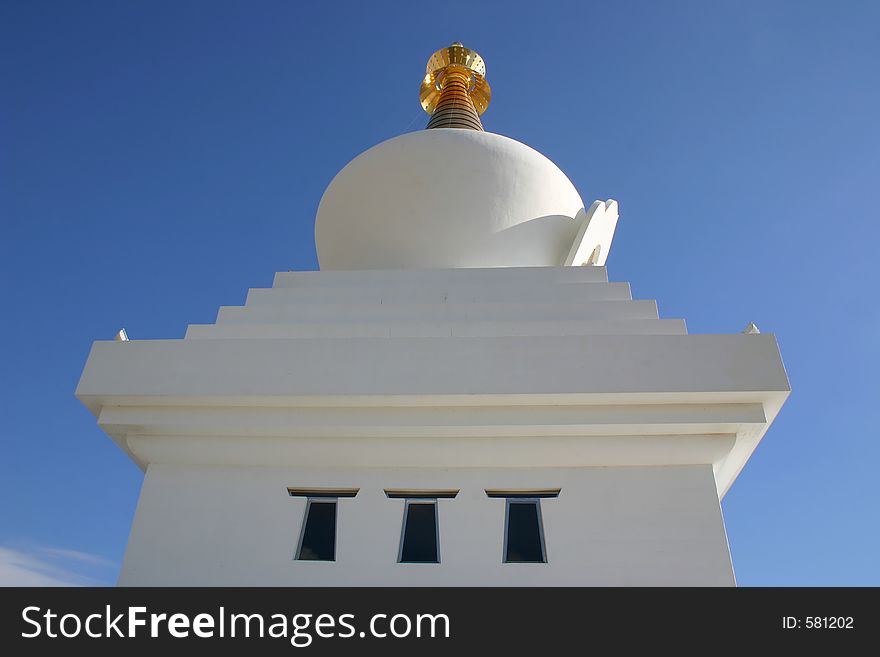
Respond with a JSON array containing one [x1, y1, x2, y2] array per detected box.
[[494, 212, 584, 267]]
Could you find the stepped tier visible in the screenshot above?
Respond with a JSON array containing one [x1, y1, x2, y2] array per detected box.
[[77, 266, 788, 497]]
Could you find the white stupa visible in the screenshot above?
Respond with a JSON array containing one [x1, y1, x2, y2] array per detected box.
[[77, 43, 788, 585]]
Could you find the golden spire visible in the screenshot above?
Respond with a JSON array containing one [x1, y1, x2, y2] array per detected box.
[[419, 42, 491, 131]]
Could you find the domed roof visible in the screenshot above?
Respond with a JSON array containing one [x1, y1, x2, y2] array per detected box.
[[314, 129, 586, 270]]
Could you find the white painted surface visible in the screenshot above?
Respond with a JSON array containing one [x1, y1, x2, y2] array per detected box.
[[75, 89, 787, 585], [273, 265, 609, 287], [77, 266, 788, 585], [565, 200, 620, 267], [119, 464, 734, 586], [315, 130, 587, 269], [77, 334, 788, 402], [184, 319, 688, 339]]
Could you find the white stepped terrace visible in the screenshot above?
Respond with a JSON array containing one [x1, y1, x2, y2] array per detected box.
[[78, 266, 788, 498]]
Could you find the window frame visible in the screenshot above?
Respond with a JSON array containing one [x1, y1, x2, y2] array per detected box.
[[502, 497, 547, 564], [397, 498, 441, 564], [295, 497, 339, 562]]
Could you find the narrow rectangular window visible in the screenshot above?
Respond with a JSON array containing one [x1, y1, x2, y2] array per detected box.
[[399, 500, 439, 563], [504, 499, 546, 563], [297, 499, 337, 561]]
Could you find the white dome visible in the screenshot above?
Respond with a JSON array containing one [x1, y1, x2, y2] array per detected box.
[[315, 129, 586, 270]]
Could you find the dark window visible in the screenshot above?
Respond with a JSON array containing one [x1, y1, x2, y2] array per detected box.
[[505, 500, 546, 563], [399, 501, 439, 563], [297, 500, 337, 561]]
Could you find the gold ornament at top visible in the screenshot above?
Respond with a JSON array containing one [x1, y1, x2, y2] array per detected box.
[[419, 42, 491, 130]]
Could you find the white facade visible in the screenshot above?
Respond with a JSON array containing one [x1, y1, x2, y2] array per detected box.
[[121, 464, 732, 586], [76, 102, 789, 585], [77, 264, 789, 586]]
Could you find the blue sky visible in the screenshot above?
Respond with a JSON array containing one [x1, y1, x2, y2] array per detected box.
[[1, 1, 877, 586]]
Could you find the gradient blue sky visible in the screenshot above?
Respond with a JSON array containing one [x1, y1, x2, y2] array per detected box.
[[1, 1, 878, 586]]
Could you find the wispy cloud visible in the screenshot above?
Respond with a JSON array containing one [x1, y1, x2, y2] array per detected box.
[[0, 545, 117, 587], [40, 547, 117, 569]]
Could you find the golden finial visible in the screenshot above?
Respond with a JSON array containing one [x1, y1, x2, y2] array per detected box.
[[419, 42, 491, 131]]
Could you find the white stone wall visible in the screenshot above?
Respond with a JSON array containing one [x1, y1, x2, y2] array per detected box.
[[78, 266, 787, 586], [119, 463, 734, 586]]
